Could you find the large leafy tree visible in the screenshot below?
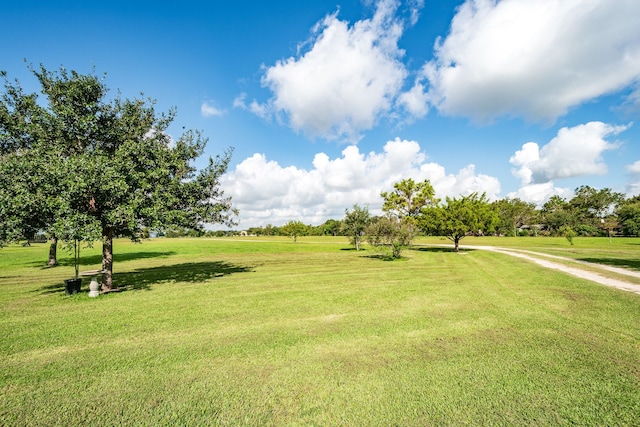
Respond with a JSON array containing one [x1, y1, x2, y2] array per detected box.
[[341, 204, 371, 251], [0, 70, 66, 261], [492, 197, 538, 236], [568, 185, 624, 235], [422, 193, 498, 252], [617, 195, 640, 236], [321, 219, 343, 236], [541, 195, 574, 235], [0, 65, 237, 290], [0, 147, 53, 245]]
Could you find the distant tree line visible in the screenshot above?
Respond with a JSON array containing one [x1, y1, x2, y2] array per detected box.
[[226, 181, 640, 257]]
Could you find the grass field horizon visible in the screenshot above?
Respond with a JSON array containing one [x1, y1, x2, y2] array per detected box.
[[1, 236, 639, 425]]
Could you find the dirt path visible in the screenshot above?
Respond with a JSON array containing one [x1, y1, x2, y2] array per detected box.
[[468, 245, 640, 295]]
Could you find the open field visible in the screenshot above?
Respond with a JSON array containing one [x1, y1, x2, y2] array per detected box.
[[1, 237, 639, 425], [418, 235, 640, 267]]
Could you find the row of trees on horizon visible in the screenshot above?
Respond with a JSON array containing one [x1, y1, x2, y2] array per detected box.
[[172, 179, 640, 257], [239, 184, 640, 240]]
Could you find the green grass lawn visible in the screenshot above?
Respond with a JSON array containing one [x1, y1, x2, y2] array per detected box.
[[1, 237, 639, 425], [419, 235, 640, 270]]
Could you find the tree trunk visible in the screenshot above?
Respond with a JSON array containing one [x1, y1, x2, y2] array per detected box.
[[102, 227, 114, 291], [355, 236, 361, 251], [454, 237, 460, 252], [48, 236, 58, 266]]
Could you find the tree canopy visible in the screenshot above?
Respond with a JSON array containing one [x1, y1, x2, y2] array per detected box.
[[569, 185, 624, 235], [342, 204, 371, 251], [0, 65, 237, 289], [381, 178, 437, 225], [422, 193, 497, 252], [617, 196, 640, 236], [280, 220, 308, 243], [492, 198, 538, 237], [366, 216, 413, 258]]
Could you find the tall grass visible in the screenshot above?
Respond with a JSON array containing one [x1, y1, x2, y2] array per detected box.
[[1, 237, 639, 425]]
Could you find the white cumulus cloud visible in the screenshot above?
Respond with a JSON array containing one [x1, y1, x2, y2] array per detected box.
[[625, 160, 640, 195], [510, 121, 629, 185], [249, 0, 409, 141], [415, 0, 640, 122], [626, 160, 640, 175], [421, 163, 501, 200], [201, 102, 225, 117], [507, 182, 573, 206], [221, 138, 501, 228]]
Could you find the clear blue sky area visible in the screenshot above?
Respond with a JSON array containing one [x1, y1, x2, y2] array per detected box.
[[3, 0, 639, 228]]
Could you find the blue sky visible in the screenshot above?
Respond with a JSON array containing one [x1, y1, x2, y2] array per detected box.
[[3, 0, 640, 229]]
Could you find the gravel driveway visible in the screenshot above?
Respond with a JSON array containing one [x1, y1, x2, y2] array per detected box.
[[470, 245, 640, 295]]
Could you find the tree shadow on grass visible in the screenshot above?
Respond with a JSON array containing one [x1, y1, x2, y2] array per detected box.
[[116, 261, 254, 291], [29, 251, 177, 269], [37, 282, 73, 295], [362, 254, 410, 262], [360, 245, 477, 261], [412, 246, 477, 253], [36, 261, 253, 295], [579, 257, 640, 272]]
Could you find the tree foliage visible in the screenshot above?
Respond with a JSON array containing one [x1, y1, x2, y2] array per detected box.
[[541, 195, 574, 235], [320, 218, 342, 236], [366, 216, 414, 259], [422, 193, 497, 252], [617, 196, 640, 236], [569, 185, 624, 235], [570, 185, 623, 218], [539, 187, 625, 238], [280, 220, 307, 243], [381, 178, 437, 227], [492, 198, 538, 236], [0, 65, 237, 289], [342, 204, 371, 251]]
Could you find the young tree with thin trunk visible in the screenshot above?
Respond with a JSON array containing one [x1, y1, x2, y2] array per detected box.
[[378, 178, 437, 250], [366, 216, 414, 258], [342, 204, 371, 250], [281, 220, 307, 243]]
